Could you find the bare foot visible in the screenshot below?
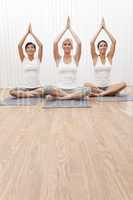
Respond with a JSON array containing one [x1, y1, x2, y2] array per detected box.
[[90, 92, 100, 97], [92, 87, 103, 94], [45, 95, 56, 101], [26, 91, 36, 98], [83, 96, 90, 100], [96, 93, 104, 97]]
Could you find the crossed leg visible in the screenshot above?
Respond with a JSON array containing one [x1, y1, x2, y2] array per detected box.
[[84, 82, 103, 96], [46, 87, 91, 100], [84, 82, 127, 97], [97, 82, 127, 96], [9, 87, 44, 98]]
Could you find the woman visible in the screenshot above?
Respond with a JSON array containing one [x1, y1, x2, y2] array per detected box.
[[47, 17, 91, 100], [9, 23, 44, 98], [85, 18, 127, 96]]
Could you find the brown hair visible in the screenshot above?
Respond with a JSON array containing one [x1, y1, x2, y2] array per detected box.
[[25, 42, 36, 50], [97, 40, 108, 49]]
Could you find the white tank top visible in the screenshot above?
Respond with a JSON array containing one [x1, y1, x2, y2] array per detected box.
[[21, 57, 40, 88], [94, 56, 112, 87], [56, 57, 78, 89]]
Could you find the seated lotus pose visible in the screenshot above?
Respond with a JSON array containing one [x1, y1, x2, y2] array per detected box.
[[46, 17, 91, 100], [84, 18, 127, 96], [9, 23, 45, 98]]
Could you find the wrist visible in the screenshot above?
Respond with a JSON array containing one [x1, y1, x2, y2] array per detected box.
[[100, 26, 103, 31]]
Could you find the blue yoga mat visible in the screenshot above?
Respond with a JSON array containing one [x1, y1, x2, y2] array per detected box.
[[43, 99, 91, 108], [0, 97, 42, 106], [96, 94, 133, 102]]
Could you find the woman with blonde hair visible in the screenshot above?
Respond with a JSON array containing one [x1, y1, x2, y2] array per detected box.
[[47, 17, 91, 100]]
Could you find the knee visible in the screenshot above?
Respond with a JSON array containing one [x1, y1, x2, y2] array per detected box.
[[84, 82, 90, 87], [121, 82, 127, 88], [9, 89, 16, 97], [51, 88, 61, 96], [84, 82, 97, 89]]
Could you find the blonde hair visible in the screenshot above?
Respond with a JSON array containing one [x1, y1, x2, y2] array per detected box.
[[62, 38, 73, 49]]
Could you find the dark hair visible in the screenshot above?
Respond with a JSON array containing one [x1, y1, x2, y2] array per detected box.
[[97, 40, 108, 49], [25, 42, 36, 50]]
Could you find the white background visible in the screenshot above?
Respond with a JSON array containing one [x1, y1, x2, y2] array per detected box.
[[0, 0, 133, 88]]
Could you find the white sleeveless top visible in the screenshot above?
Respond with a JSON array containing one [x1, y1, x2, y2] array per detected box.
[[56, 57, 78, 89], [94, 56, 112, 87], [21, 57, 40, 88]]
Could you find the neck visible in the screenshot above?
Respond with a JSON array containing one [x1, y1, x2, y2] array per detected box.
[[28, 55, 34, 60], [64, 53, 71, 59]]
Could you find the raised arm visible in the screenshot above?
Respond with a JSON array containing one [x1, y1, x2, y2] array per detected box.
[[53, 23, 68, 63], [29, 24, 43, 62], [102, 18, 116, 62], [68, 17, 81, 65], [90, 20, 103, 64], [18, 25, 30, 62]]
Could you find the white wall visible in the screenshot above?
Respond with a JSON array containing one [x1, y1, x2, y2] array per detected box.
[[0, 0, 133, 88]]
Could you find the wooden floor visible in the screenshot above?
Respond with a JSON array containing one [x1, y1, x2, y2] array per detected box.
[[0, 88, 133, 200]]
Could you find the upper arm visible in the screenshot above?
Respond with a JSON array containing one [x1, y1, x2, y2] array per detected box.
[[90, 41, 98, 65], [74, 42, 81, 65], [53, 42, 61, 62], [38, 45, 43, 62], [90, 41, 97, 59], [107, 40, 116, 61], [18, 45, 25, 62]]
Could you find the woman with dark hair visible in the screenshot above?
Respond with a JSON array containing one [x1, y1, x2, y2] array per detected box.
[[46, 17, 91, 101], [85, 18, 127, 96], [9, 24, 44, 98]]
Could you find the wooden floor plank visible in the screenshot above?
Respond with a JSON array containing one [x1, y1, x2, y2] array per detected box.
[[0, 87, 133, 200]]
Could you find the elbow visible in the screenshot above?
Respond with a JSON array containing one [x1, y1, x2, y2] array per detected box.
[[53, 41, 58, 49], [113, 39, 116, 44], [18, 44, 22, 48], [53, 41, 58, 46], [78, 42, 81, 48], [39, 44, 43, 48], [90, 40, 94, 45]]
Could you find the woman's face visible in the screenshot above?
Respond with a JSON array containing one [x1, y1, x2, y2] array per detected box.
[[98, 42, 108, 55], [25, 44, 36, 56], [62, 40, 73, 54]]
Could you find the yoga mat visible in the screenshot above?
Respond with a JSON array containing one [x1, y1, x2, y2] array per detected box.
[[0, 97, 42, 106], [96, 94, 133, 102], [43, 99, 91, 108]]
